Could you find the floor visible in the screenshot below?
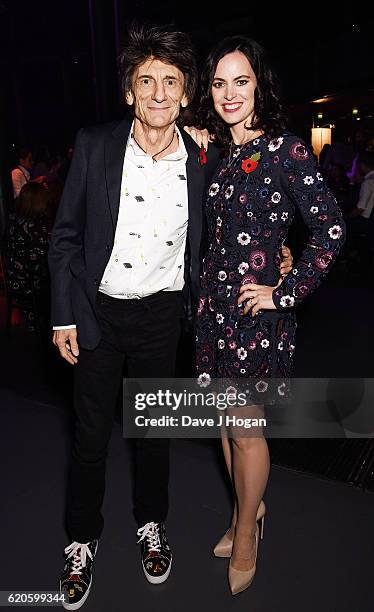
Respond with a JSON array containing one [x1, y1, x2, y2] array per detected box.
[[1, 388, 373, 612], [1, 259, 373, 611]]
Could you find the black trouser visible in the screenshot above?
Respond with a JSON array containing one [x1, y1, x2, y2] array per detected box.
[[66, 290, 182, 542]]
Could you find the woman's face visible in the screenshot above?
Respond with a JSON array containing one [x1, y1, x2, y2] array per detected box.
[[211, 50, 257, 129]]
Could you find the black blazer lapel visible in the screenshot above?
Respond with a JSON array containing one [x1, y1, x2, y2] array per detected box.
[[182, 131, 205, 250], [181, 130, 208, 301], [104, 119, 132, 234]]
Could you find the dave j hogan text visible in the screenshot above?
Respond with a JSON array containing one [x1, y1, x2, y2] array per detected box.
[[134, 414, 267, 429]]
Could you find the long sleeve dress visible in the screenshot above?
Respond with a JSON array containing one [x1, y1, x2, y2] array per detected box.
[[195, 133, 345, 391]]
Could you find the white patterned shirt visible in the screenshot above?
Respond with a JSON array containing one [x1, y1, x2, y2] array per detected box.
[[357, 170, 374, 219], [11, 166, 30, 198], [99, 125, 189, 299], [54, 126, 189, 330]]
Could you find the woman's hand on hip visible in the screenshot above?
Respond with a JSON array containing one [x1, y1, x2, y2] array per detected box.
[[280, 245, 293, 277], [238, 282, 278, 316]]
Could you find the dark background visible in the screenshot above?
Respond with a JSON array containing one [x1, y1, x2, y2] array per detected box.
[[1, 0, 373, 149], [1, 8, 374, 608]]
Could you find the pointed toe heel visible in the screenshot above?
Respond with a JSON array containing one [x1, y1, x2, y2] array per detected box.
[[228, 525, 259, 596], [213, 499, 265, 558]]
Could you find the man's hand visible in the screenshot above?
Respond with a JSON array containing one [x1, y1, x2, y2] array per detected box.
[[183, 126, 214, 150], [280, 245, 293, 277], [238, 282, 279, 317], [53, 329, 79, 365]]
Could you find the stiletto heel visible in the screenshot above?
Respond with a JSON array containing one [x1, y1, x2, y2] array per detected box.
[[259, 514, 265, 540], [228, 524, 259, 595], [213, 500, 265, 557]]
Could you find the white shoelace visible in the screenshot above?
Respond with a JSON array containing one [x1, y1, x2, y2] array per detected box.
[[64, 542, 94, 575], [137, 522, 161, 553]]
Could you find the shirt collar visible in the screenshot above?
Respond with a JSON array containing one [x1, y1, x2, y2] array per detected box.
[[18, 165, 30, 176], [127, 122, 187, 162], [364, 170, 374, 181]]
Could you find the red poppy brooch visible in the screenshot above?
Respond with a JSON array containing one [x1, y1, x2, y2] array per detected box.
[[241, 151, 261, 173], [198, 146, 207, 166]]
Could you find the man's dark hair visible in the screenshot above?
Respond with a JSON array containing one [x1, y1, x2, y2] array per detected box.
[[197, 35, 288, 146], [16, 147, 32, 163], [118, 22, 198, 105]]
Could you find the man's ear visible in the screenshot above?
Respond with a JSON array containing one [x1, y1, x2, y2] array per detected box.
[[125, 90, 134, 106], [181, 94, 189, 109]]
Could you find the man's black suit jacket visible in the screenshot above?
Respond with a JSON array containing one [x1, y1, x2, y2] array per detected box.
[[48, 119, 219, 350]]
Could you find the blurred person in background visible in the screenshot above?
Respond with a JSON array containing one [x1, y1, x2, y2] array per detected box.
[[11, 147, 33, 199], [4, 181, 50, 331], [344, 150, 374, 266]]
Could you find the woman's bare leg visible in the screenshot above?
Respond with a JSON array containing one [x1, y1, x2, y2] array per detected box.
[[221, 433, 237, 538], [230, 406, 270, 571]]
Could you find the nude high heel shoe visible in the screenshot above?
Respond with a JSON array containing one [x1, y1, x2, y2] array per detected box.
[[213, 500, 265, 558], [228, 524, 259, 595]]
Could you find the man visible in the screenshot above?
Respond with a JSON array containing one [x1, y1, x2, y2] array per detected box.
[[347, 151, 374, 222], [49, 23, 292, 610], [11, 147, 33, 199], [345, 150, 374, 260]]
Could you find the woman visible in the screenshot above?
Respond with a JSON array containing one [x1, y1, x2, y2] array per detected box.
[[192, 36, 345, 595], [5, 181, 50, 331]]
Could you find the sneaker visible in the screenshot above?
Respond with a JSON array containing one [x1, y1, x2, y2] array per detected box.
[[60, 540, 98, 610], [137, 522, 172, 584]]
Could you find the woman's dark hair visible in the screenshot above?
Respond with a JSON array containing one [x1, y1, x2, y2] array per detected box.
[[197, 35, 288, 146], [15, 182, 49, 219], [118, 22, 198, 106]]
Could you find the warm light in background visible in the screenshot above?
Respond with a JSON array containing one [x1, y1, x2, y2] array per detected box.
[[311, 95, 334, 104], [352, 108, 359, 115], [311, 127, 332, 160]]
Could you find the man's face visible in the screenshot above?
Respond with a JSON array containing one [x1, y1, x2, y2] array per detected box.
[[126, 57, 188, 129], [20, 152, 33, 170]]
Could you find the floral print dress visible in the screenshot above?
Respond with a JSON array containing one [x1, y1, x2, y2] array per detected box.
[[5, 213, 50, 329], [195, 133, 345, 390]]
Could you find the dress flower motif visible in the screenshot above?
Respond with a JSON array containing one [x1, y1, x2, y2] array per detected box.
[[268, 137, 284, 151], [237, 347, 247, 360], [289, 142, 309, 160], [249, 250, 267, 271], [255, 381, 268, 393], [280, 295, 295, 307], [328, 225, 343, 239], [225, 185, 234, 199], [237, 232, 251, 245], [197, 373, 211, 387], [209, 183, 219, 197], [238, 262, 249, 274]]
